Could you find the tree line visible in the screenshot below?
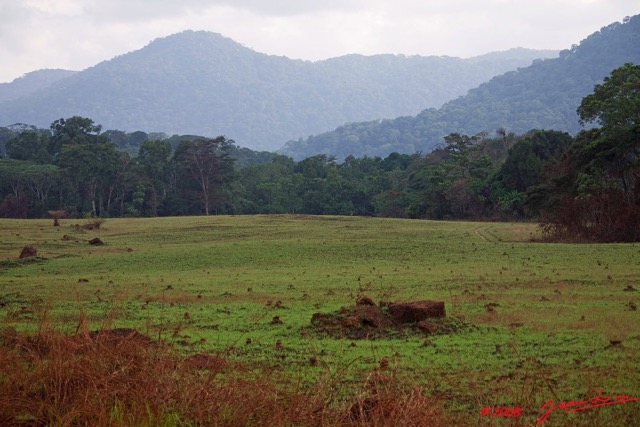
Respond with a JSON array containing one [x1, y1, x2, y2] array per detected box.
[[1, 64, 639, 242]]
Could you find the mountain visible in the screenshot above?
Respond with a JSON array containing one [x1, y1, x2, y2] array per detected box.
[[0, 30, 556, 151], [281, 15, 640, 160], [0, 69, 77, 103]]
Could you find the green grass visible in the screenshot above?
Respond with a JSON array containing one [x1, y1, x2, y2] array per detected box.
[[1, 215, 639, 425]]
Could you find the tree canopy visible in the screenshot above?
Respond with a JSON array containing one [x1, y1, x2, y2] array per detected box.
[[577, 63, 640, 130], [539, 63, 640, 242]]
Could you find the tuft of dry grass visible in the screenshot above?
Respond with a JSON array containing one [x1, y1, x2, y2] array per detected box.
[[0, 312, 450, 426]]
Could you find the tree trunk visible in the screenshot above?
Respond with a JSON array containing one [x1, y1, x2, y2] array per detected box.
[[88, 181, 97, 217], [203, 186, 210, 215], [150, 185, 158, 217]]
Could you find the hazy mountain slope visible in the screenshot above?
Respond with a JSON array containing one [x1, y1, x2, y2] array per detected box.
[[281, 15, 640, 160], [0, 69, 77, 103], [0, 31, 555, 151], [465, 47, 559, 73]]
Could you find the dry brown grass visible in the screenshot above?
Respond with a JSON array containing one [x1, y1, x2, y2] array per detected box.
[[0, 312, 450, 427]]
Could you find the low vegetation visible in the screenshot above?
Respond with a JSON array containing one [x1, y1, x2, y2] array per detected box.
[[1, 215, 638, 425], [0, 317, 445, 426]]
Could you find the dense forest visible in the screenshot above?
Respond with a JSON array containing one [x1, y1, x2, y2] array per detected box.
[[282, 15, 640, 160], [0, 118, 560, 220], [1, 63, 639, 242], [0, 31, 555, 152]]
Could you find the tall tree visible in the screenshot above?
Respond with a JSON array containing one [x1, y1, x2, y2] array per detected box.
[[492, 130, 572, 217], [21, 163, 60, 214], [0, 127, 17, 156], [0, 159, 58, 218], [48, 116, 107, 157], [57, 140, 121, 217], [540, 64, 640, 241], [577, 63, 640, 131], [137, 139, 173, 216], [174, 137, 235, 215]]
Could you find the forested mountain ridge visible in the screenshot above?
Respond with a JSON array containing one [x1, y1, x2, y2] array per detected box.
[[0, 30, 555, 151], [0, 69, 78, 103], [281, 15, 640, 160]]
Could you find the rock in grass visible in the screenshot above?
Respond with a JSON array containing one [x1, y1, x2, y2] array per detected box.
[[19, 245, 37, 258]]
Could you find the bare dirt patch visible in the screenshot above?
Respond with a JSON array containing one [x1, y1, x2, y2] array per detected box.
[[309, 297, 472, 339]]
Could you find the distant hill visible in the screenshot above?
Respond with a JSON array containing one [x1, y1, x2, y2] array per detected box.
[[0, 69, 77, 103], [0, 30, 555, 151], [281, 15, 640, 160]]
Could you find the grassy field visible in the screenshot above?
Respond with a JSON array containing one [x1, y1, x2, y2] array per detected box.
[[1, 215, 639, 425]]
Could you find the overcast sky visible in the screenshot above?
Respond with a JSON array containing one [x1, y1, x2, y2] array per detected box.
[[1, 0, 639, 83]]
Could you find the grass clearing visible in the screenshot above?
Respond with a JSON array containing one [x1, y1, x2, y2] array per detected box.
[[1, 215, 639, 425]]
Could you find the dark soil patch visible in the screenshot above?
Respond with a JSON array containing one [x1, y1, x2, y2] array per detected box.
[[309, 297, 473, 339], [88, 238, 104, 246], [385, 300, 446, 322]]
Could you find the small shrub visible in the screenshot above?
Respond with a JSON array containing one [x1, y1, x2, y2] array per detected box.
[[48, 210, 65, 227], [83, 217, 106, 230]]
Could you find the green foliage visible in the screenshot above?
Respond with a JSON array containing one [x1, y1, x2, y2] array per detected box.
[[0, 115, 571, 222], [539, 64, 640, 241], [136, 140, 172, 216], [103, 129, 150, 156], [57, 139, 123, 216], [0, 158, 60, 217], [283, 15, 640, 160], [491, 130, 573, 217], [578, 62, 640, 130], [49, 116, 107, 157], [6, 131, 52, 164], [173, 137, 235, 215], [0, 127, 17, 156]]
